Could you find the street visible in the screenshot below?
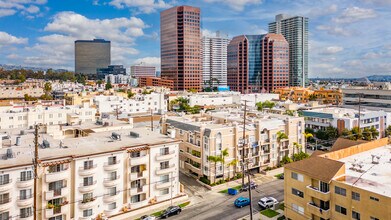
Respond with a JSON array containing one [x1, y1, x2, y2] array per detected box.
[[176, 179, 284, 220]]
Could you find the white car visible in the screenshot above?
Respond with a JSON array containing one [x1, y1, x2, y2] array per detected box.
[[258, 197, 278, 209]]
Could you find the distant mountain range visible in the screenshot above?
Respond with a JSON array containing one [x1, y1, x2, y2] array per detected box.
[[0, 64, 69, 73], [310, 74, 391, 82]]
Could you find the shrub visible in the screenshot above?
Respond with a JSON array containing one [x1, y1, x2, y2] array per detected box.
[[199, 176, 210, 185]]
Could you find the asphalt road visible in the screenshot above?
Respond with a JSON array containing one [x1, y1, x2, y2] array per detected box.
[[175, 179, 284, 220]]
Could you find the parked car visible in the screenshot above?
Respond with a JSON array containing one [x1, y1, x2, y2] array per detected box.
[[258, 197, 278, 209], [140, 215, 156, 220], [160, 206, 182, 219], [278, 173, 284, 179], [240, 181, 258, 191], [234, 197, 251, 208]]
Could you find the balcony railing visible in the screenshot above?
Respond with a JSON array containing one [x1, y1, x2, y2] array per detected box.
[[81, 164, 97, 170], [0, 179, 12, 186], [18, 194, 33, 200], [306, 185, 330, 201], [0, 198, 11, 205]]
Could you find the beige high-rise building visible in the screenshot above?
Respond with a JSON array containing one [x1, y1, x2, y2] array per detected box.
[[284, 138, 391, 220], [161, 110, 304, 183], [160, 6, 202, 91]]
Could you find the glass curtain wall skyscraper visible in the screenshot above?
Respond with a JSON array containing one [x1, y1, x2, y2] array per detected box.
[[269, 14, 308, 87]]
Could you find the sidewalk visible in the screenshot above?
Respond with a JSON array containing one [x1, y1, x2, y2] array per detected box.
[[239, 208, 284, 220], [209, 174, 275, 192]]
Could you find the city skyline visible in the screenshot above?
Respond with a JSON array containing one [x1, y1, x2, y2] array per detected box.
[[0, 0, 390, 78]]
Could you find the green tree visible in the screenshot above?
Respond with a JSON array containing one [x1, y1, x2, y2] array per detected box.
[[256, 101, 276, 111], [285, 110, 295, 116], [188, 88, 198, 93], [96, 80, 103, 86], [277, 131, 288, 142], [127, 91, 135, 98], [227, 159, 238, 181], [293, 142, 303, 154], [386, 125, 391, 137], [362, 127, 372, 141], [207, 155, 222, 184], [315, 129, 328, 140], [293, 151, 309, 161], [44, 82, 52, 94], [341, 128, 351, 138], [370, 127, 379, 140], [325, 126, 339, 139], [350, 127, 362, 140], [105, 81, 112, 90], [220, 149, 229, 180], [280, 156, 293, 166]]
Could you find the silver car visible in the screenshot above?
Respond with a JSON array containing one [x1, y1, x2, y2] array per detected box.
[[258, 197, 278, 209]]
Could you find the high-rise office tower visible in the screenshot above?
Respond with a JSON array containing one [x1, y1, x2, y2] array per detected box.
[[261, 34, 289, 92], [269, 14, 308, 87], [202, 32, 230, 89], [227, 35, 264, 94], [160, 6, 202, 91], [131, 65, 156, 78], [75, 39, 111, 78]]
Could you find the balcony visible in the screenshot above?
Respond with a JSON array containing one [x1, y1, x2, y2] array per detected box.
[[155, 181, 171, 190], [17, 195, 33, 207], [78, 181, 97, 193], [0, 179, 12, 192], [306, 185, 330, 201], [129, 155, 148, 166], [46, 169, 69, 183], [103, 192, 120, 203], [129, 170, 148, 181], [16, 178, 34, 188], [156, 164, 176, 175], [129, 185, 148, 195], [103, 175, 121, 187], [0, 198, 11, 212], [307, 202, 330, 219], [78, 164, 97, 176], [78, 197, 97, 209], [45, 205, 69, 218], [104, 208, 119, 217], [19, 214, 33, 220], [128, 199, 148, 210], [103, 160, 121, 171], [45, 187, 69, 200], [156, 151, 175, 161]]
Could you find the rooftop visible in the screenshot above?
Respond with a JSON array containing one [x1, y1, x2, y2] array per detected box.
[[0, 122, 176, 169], [337, 145, 391, 197]]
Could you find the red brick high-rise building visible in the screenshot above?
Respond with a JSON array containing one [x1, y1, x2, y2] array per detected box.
[[160, 6, 202, 91], [261, 34, 289, 92]]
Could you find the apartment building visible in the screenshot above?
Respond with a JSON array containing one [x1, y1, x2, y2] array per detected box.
[[161, 110, 304, 182], [0, 121, 181, 220], [0, 101, 96, 130], [0, 82, 44, 99], [302, 107, 390, 137], [138, 77, 174, 90], [274, 87, 342, 105], [343, 88, 391, 112], [93, 93, 167, 115], [284, 138, 391, 220]]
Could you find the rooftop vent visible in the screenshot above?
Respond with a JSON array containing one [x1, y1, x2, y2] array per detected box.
[[111, 132, 121, 140], [129, 132, 140, 138], [371, 154, 380, 164], [42, 140, 50, 149], [15, 137, 21, 146]]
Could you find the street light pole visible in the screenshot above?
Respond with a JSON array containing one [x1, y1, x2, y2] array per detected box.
[[241, 100, 248, 187], [247, 163, 253, 220], [33, 124, 40, 220]]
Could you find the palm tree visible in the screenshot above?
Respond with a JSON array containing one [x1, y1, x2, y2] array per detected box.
[[227, 159, 238, 181], [293, 142, 303, 155], [277, 131, 288, 142], [220, 149, 229, 180], [207, 155, 222, 184]]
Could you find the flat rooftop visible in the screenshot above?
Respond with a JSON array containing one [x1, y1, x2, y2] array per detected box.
[[0, 124, 176, 169], [337, 145, 391, 197]]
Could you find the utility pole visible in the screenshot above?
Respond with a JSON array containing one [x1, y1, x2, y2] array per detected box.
[[33, 124, 40, 220], [247, 163, 254, 220], [241, 100, 248, 187], [358, 93, 362, 138], [150, 109, 154, 131]]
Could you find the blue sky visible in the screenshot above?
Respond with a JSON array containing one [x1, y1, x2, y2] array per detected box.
[[0, 0, 390, 78]]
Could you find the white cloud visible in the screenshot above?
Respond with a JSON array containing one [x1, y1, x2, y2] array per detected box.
[[109, 0, 171, 13], [319, 46, 344, 55], [333, 7, 377, 23], [316, 25, 354, 37], [133, 57, 161, 70], [0, 0, 47, 17], [0, 31, 28, 45], [0, 8, 16, 17], [22, 11, 148, 69], [204, 0, 262, 11], [360, 0, 391, 5], [6, 53, 20, 59]]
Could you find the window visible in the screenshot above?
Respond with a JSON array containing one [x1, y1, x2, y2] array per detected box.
[[108, 202, 116, 210], [160, 188, 169, 195], [0, 212, 9, 220], [48, 164, 66, 173], [216, 133, 222, 151], [83, 209, 93, 217], [131, 194, 141, 203], [291, 203, 304, 214], [335, 186, 346, 196], [83, 193, 93, 201], [161, 175, 169, 183], [108, 156, 117, 165], [370, 196, 379, 201], [20, 207, 32, 218], [108, 187, 117, 196], [109, 171, 117, 180], [160, 161, 169, 169], [20, 171, 33, 181], [83, 177, 93, 186], [335, 205, 347, 215], [84, 160, 93, 169], [160, 147, 169, 155], [291, 172, 303, 182], [0, 193, 10, 204], [319, 181, 329, 193], [352, 191, 360, 201], [20, 189, 32, 200], [292, 188, 304, 198], [0, 174, 10, 185], [352, 211, 360, 220]]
